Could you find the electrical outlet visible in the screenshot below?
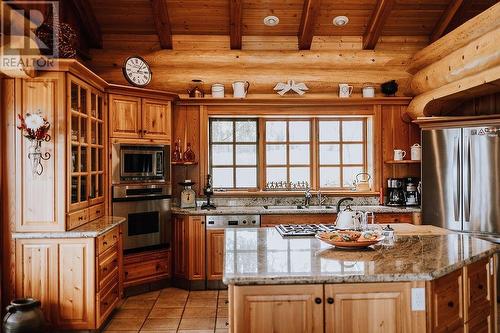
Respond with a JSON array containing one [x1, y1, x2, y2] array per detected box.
[[411, 287, 425, 311]]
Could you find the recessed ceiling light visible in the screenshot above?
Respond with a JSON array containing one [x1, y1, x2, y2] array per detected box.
[[264, 15, 280, 26], [333, 15, 349, 27]]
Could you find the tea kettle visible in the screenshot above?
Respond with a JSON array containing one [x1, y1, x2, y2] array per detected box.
[[335, 197, 361, 229], [353, 172, 371, 192], [187, 79, 204, 98]]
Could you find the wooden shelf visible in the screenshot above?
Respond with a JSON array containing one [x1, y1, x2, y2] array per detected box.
[[176, 94, 412, 106], [385, 160, 421, 164], [172, 161, 198, 166]]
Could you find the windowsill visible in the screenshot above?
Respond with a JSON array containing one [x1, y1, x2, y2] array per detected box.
[[211, 190, 380, 197]]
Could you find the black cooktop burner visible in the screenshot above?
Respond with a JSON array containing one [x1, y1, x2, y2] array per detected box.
[[275, 224, 338, 237]]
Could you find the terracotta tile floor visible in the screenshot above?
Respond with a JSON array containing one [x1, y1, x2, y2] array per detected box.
[[104, 288, 228, 333]]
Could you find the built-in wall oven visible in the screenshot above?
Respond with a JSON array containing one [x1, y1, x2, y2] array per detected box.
[[112, 143, 170, 184], [112, 184, 171, 253]]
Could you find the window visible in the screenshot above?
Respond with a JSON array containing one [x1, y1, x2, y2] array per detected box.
[[209, 118, 258, 189], [264, 120, 311, 188], [208, 116, 371, 192], [318, 119, 367, 189]]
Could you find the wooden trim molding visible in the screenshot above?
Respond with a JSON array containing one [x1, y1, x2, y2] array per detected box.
[[151, 0, 173, 49], [298, 0, 322, 50], [363, 0, 395, 50], [229, 0, 243, 49]]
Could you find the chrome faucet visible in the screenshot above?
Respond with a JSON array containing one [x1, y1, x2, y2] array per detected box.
[[317, 191, 327, 206], [304, 187, 312, 207]]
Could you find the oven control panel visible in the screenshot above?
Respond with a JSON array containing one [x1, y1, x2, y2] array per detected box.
[[206, 215, 260, 228]]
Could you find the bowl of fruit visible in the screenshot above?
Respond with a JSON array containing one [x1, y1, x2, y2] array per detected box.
[[315, 230, 383, 249]]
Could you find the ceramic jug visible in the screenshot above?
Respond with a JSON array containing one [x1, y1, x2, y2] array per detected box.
[[232, 81, 250, 98]]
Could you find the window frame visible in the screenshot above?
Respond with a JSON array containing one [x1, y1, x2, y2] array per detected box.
[[316, 117, 368, 190], [207, 115, 372, 192], [208, 118, 259, 190], [263, 118, 313, 189]]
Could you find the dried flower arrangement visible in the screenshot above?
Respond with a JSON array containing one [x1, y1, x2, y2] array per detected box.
[[17, 113, 51, 141]]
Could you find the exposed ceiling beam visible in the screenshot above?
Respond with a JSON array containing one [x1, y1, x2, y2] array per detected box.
[[430, 0, 465, 42], [151, 0, 173, 49], [67, 0, 102, 48], [230, 0, 243, 49], [298, 0, 322, 50], [363, 0, 395, 50]]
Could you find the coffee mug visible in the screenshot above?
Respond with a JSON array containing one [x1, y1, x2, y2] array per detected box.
[[394, 149, 406, 160], [339, 83, 353, 98]]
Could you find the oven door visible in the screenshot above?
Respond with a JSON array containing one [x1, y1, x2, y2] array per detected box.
[[113, 197, 171, 252]]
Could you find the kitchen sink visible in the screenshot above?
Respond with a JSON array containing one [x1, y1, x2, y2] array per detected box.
[[262, 205, 334, 210]]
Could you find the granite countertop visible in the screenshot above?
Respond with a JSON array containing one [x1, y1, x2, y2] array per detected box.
[[12, 216, 126, 239], [223, 225, 499, 285], [172, 205, 421, 215]]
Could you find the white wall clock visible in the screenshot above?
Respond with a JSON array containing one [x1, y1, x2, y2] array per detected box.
[[122, 56, 152, 87]]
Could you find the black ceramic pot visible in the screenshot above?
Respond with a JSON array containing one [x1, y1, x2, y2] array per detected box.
[[2, 298, 45, 333], [380, 80, 398, 96]]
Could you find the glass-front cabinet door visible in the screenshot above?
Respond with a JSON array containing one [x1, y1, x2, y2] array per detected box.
[[69, 76, 105, 212]]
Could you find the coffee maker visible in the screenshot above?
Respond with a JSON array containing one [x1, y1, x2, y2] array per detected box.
[[386, 178, 406, 206], [404, 177, 421, 206]]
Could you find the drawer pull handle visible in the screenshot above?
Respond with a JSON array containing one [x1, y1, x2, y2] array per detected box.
[[478, 284, 484, 290], [224, 300, 229, 305], [103, 302, 108, 307], [103, 267, 108, 272], [113, 235, 117, 239], [327, 297, 334, 304], [103, 241, 108, 246], [315, 298, 322, 304], [125, 271, 129, 277], [96, 210, 101, 214], [78, 216, 83, 220], [448, 301, 454, 308]]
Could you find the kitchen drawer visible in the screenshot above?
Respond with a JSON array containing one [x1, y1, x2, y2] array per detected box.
[[124, 249, 170, 287], [97, 227, 119, 255], [374, 213, 413, 224], [89, 203, 105, 221], [97, 244, 119, 291], [429, 269, 464, 333], [97, 276, 119, 320], [465, 257, 492, 320], [66, 208, 89, 230], [465, 313, 492, 333]]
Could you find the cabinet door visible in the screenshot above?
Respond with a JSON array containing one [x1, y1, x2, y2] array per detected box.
[[141, 99, 171, 141], [109, 94, 141, 138], [429, 269, 464, 333], [231, 284, 324, 333], [173, 216, 188, 278], [88, 90, 106, 207], [15, 240, 58, 323], [56, 239, 95, 329], [464, 257, 494, 332], [188, 216, 205, 280], [207, 229, 225, 280], [68, 77, 91, 212], [325, 283, 414, 333]]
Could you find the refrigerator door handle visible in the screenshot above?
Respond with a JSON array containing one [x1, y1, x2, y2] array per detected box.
[[453, 136, 460, 222], [464, 135, 471, 222]]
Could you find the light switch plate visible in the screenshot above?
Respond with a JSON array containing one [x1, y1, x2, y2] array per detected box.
[[411, 287, 426, 311]]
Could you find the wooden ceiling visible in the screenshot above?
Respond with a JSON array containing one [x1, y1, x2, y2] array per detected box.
[[86, 0, 498, 50]]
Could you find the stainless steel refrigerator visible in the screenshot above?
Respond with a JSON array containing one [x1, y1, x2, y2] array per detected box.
[[422, 124, 500, 298]]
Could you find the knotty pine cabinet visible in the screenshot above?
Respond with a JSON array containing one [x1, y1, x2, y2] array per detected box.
[[207, 228, 225, 280], [12, 63, 108, 232], [109, 94, 172, 141], [123, 248, 171, 288], [172, 215, 205, 281], [15, 225, 123, 330], [229, 256, 496, 333]]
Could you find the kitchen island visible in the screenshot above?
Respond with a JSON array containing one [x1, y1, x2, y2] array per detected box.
[[223, 225, 499, 333]]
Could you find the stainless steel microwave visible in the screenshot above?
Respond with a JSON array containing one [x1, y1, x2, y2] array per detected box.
[[112, 144, 170, 184]]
